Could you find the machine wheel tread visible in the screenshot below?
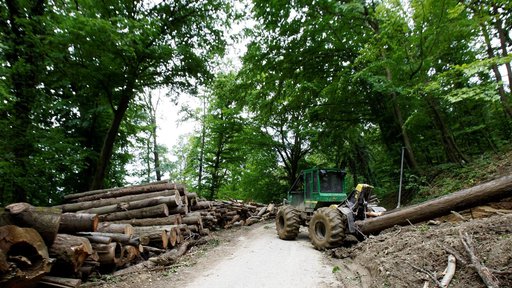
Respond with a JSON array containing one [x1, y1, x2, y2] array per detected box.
[[308, 207, 346, 250], [276, 206, 300, 240]]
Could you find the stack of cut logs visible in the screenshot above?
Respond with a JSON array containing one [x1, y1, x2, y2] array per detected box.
[[0, 180, 276, 288]]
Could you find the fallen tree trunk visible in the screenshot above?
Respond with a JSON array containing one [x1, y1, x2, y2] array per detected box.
[[59, 213, 98, 233], [64, 180, 173, 202], [113, 238, 207, 277], [108, 214, 182, 226], [77, 195, 182, 215], [2, 203, 62, 246], [0, 225, 52, 288], [77, 232, 141, 246], [55, 190, 179, 212], [356, 175, 512, 235], [49, 234, 94, 277], [98, 203, 169, 222], [97, 223, 134, 236]]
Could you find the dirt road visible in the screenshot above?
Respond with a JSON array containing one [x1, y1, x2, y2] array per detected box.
[[157, 222, 339, 288]]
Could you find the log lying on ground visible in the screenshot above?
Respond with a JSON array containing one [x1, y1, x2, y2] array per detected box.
[[49, 234, 94, 277], [108, 214, 182, 226], [55, 190, 180, 212], [64, 180, 173, 202], [1, 203, 62, 246], [356, 175, 512, 235], [59, 213, 98, 233], [98, 203, 169, 222], [112, 238, 207, 277], [77, 195, 182, 215], [0, 225, 53, 288]]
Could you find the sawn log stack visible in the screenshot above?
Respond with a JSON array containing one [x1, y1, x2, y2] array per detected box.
[[0, 180, 276, 288]]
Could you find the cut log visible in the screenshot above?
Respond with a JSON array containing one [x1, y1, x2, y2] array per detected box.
[[39, 276, 81, 288], [77, 194, 182, 215], [182, 214, 203, 229], [97, 223, 134, 236], [190, 201, 212, 211], [108, 214, 182, 226], [59, 213, 98, 233], [98, 203, 169, 222], [92, 242, 122, 266], [48, 234, 93, 276], [112, 239, 207, 277], [186, 193, 198, 207], [76, 232, 140, 246], [64, 180, 174, 202], [356, 175, 512, 235], [256, 206, 267, 217], [2, 203, 62, 246], [118, 245, 140, 267], [0, 225, 52, 288], [55, 190, 179, 212], [168, 205, 188, 215]]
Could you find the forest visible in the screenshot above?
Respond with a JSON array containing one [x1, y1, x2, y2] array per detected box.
[[1, 0, 511, 207]]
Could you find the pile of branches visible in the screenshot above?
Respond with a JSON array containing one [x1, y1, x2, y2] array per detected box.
[[0, 181, 276, 288]]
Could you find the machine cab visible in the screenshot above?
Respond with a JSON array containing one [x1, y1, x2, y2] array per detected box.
[[287, 168, 348, 212]]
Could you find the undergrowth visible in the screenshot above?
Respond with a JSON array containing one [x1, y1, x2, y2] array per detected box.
[[410, 146, 512, 204]]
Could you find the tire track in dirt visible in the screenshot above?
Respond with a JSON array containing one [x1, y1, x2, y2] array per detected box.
[[170, 223, 339, 288]]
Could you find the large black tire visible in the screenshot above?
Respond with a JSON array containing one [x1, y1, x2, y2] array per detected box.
[[308, 207, 346, 250], [275, 205, 300, 240]]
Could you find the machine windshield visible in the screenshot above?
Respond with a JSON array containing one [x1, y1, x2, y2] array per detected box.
[[319, 171, 343, 193]]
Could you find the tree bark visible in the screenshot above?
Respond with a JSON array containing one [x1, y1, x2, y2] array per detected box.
[[55, 189, 179, 212], [480, 23, 512, 119], [108, 214, 182, 226], [77, 195, 182, 215], [97, 223, 134, 236], [92, 242, 122, 266], [59, 213, 98, 233], [77, 232, 141, 246], [64, 180, 169, 201], [3, 202, 61, 246], [48, 234, 93, 276], [425, 94, 469, 164], [356, 175, 512, 234], [90, 88, 134, 190], [0, 225, 52, 288], [98, 203, 169, 222]]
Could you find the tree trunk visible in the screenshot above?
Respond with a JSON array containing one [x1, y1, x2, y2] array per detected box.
[[425, 94, 469, 164], [98, 203, 169, 222], [3, 202, 61, 246], [3, 0, 47, 204], [64, 180, 169, 201], [480, 23, 512, 119], [0, 225, 52, 288], [356, 175, 512, 234], [59, 213, 98, 233], [76, 232, 141, 246], [55, 189, 179, 212], [77, 195, 182, 215], [48, 234, 93, 276], [97, 223, 134, 236], [182, 214, 203, 229], [90, 73, 135, 190], [108, 214, 182, 226], [67, 181, 177, 203], [92, 242, 122, 266], [493, 4, 512, 97]]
